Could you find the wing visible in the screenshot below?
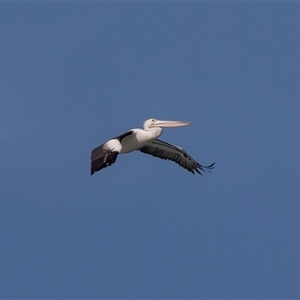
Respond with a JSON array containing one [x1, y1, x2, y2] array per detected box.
[[90, 131, 134, 175], [90, 144, 119, 175], [90, 139, 123, 175], [138, 139, 215, 175]]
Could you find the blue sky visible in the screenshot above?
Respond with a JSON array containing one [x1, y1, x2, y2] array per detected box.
[[1, 2, 300, 299]]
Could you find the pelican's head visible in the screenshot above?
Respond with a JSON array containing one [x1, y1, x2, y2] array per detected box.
[[143, 118, 191, 130]]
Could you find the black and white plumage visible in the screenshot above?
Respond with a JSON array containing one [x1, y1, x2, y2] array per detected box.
[[90, 131, 133, 174], [90, 118, 215, 175]]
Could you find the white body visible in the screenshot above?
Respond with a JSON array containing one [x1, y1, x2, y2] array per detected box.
[[120, 128, 162, 153]]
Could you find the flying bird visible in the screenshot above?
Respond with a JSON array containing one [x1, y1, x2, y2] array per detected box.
[[90, 118, 215, 175]]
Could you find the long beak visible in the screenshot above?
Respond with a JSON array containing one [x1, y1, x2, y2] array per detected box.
[[152, 119, 191, 128]]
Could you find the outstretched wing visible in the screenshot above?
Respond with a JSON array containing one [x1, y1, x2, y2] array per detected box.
[[138, 139, 215, 175], [90, 130, 134, 175], [90, 142, 120, 175]]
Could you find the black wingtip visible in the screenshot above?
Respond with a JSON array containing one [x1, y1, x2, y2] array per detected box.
[[206, 162, 215, 169], [195, 162, 215, 175]]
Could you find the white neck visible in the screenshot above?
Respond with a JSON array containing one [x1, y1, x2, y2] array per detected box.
[[144, 127, 163, 140]]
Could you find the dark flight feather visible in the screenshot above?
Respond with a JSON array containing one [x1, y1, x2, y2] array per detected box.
[[138, 139, 215, 174]]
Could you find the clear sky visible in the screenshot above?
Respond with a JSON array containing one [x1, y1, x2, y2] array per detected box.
[[1, 2, 300, 299]]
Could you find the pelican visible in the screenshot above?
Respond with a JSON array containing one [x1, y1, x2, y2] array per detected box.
[[90, 118, 215, 175]]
